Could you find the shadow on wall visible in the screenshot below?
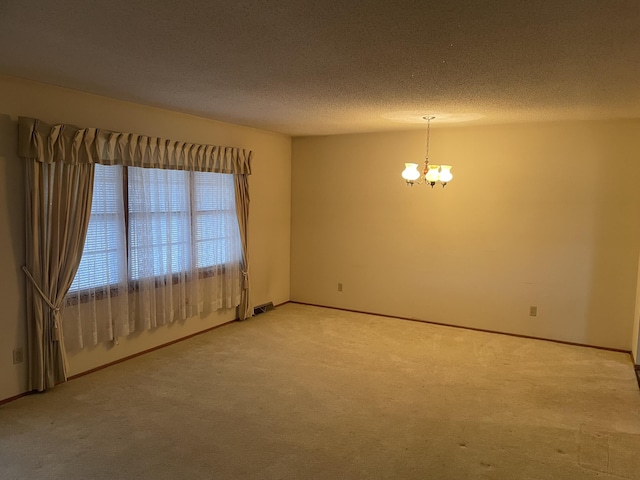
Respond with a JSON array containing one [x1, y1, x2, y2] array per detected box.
[[0, 114, 27, 350], [585, 123, 640, 351]]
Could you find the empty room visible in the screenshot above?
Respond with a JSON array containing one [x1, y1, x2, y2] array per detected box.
[[1, 1, 639, 479]]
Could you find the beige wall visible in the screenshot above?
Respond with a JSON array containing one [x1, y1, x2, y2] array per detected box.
[[0, 75, 291, 401], [291, 121, 640, 351]]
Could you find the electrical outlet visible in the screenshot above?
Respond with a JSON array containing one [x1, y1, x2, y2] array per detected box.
[[337, 283, 343, 292], [529, 306, 538, 317], [13, 348, 24, 364]]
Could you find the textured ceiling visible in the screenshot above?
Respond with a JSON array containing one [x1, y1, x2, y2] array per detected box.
[[0, 0, 639, 136]]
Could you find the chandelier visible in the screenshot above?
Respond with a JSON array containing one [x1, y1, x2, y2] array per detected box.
[[401, 116, 453, 188]]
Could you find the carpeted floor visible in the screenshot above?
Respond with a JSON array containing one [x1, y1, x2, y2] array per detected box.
[[1, 303, 640, 479]]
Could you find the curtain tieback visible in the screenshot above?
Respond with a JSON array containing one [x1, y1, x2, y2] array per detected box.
[[22, 266, 63, 341], [241, 269, 249, 288]]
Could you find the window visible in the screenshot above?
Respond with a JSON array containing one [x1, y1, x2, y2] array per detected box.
[[69, 164, 240, 293], [128, 167, 193, 280], [192, 171, 240, 269], [69, 165, 127, 292]]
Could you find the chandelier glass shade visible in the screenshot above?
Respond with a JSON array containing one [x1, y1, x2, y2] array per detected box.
[[402, 116, 453, 188], [401, 163, 421, 182]]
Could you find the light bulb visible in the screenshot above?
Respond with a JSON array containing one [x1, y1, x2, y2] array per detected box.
[[401, 163, 420, 183]]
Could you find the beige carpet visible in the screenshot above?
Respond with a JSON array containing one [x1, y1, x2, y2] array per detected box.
[[1, 303, 640, 479]]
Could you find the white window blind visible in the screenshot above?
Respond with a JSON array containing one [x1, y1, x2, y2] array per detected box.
[[68, 165, 241, 291], [193, 172, 240, 269], [69, 164, 126, 292]]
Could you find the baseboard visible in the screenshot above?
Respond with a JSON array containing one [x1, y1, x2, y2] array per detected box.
[[68, 318, 238, 382], [290, 301, 632, 357], [70, 300, 290, 382], [0, 391, 32, 407]]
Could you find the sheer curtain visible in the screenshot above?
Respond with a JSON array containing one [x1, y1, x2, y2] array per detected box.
[[128, 167, 197, 328], [128, 168, 242, 328], [192, 171, 243, 312], [63, 165, 130, 350], [62, 166, 243, 350]]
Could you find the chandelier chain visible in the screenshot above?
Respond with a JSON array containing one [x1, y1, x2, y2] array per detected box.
[[424, 116, 434, 166]]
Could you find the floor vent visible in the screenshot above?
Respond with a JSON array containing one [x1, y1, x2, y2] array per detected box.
[[253, 302, 274, 316]]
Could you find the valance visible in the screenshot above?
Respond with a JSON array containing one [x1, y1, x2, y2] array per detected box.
[[18, 117, 252, 175]]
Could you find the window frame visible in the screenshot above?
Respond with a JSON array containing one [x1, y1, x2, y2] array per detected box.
[[66, 165, 238, 305]]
